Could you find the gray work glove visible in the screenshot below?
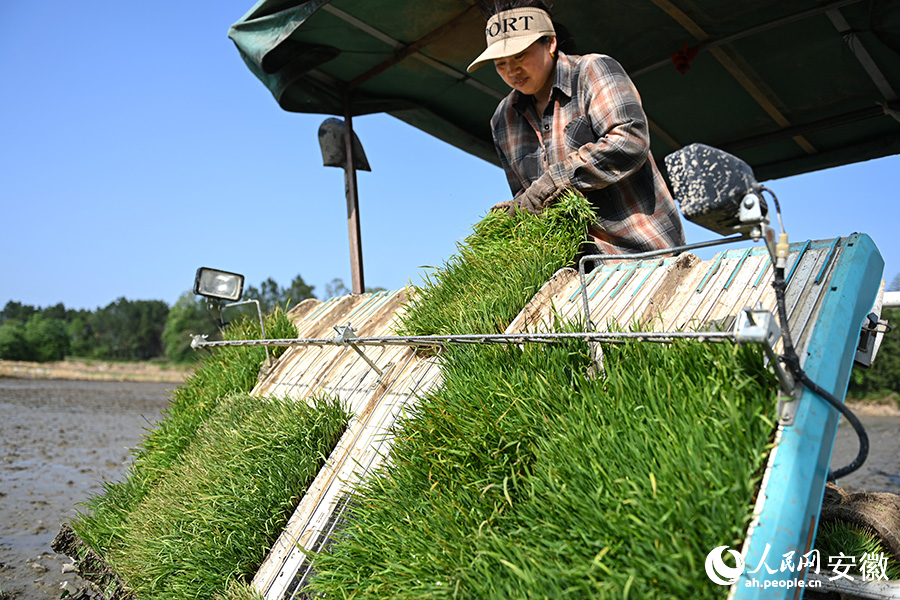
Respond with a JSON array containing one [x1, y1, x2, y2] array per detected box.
[[510, 172, 560, 217], [490, 200, 514, 214]]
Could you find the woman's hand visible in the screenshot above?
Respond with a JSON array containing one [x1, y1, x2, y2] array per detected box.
[[493, 172, 563, 217], [516, 172, 561, 215]]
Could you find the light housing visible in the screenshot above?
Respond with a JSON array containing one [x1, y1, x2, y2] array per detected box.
[[317, 118, 371, 171], [193, 267, 245, 302], [665, 143, 768, 237]]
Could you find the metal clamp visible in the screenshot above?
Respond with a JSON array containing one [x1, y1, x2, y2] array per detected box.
[[331, 323, 360, 345], [332, 323, 384, 376], [734, 308, 781, 346]]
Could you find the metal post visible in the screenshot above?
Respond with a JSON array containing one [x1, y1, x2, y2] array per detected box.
[[343, 92, 365, 294]]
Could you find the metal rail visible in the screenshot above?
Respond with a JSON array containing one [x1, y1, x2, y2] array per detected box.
[[191, 329, 738, 351]]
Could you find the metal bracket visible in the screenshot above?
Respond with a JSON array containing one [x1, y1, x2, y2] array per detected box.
[[775, 388, 803, 428], [855, 311, 891, 368], [331, 323, 360, 345], [738, 192, 768, 241], [734, 308, 781, 346], [332, 323, 384, 376], [734, 308, 800, 426]]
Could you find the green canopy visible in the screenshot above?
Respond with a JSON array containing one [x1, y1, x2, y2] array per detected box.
[[228, 0, 900, 180]]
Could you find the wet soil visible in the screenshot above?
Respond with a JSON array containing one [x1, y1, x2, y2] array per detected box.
[[830, 405, 900, 495], [0, 377, 173, 600]]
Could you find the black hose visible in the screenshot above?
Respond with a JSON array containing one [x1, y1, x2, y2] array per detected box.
[[772, 267, 869, 481]]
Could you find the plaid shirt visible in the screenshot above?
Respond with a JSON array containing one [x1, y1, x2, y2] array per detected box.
[[491, 52, 685, 254]]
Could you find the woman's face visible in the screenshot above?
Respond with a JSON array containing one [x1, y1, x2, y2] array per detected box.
[[493, 37, 558, 98]]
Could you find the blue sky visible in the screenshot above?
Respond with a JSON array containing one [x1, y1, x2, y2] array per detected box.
[[2, 1, 898, 311]]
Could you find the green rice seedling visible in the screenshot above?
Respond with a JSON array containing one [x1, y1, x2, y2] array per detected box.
[[398, 191, 595, 337], [815, 521, 900, 580], [309, 337, 776, 599], [72, 310, 300, 564], [104, 392, 349, 599], [214, 581, 266, 600]]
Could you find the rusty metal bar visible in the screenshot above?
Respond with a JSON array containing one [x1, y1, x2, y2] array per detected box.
[[344, 92, 365, 294]]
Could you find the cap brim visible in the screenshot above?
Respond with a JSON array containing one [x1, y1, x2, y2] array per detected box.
[[466, 34, 545, 73]]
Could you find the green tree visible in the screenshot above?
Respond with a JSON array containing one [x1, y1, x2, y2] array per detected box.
[[131, 299, 170, 359], [0, 300, 37, 324], [242, 277, 282, 315], [24, 313, 70, 362], [41, 302, 70, 322], [67, 309, 96, 357], [284, 274, 316, 308], [0, 321, 32, 360], [89, 298, 169, 360], [162, 292, 220, 363]]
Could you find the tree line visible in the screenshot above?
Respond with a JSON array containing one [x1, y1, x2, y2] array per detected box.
[[0, 275, 382, 365]]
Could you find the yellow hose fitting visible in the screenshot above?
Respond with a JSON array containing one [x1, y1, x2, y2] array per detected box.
[[775, 233, 790, 270]]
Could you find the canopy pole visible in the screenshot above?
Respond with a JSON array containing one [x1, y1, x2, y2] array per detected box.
[[343, 91, 365, 294]]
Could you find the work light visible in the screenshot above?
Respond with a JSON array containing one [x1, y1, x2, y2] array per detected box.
[[193, 268, 245, 302]]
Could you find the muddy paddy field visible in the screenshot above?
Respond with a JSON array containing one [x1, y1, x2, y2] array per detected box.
[[0, 372, 177, 599], [0, 364, 897, 600]]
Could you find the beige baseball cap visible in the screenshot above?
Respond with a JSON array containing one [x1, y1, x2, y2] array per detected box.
[[467, 7, 556, 73]]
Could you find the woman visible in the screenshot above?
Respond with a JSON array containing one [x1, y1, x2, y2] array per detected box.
[[468, 1, 685, 255]]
